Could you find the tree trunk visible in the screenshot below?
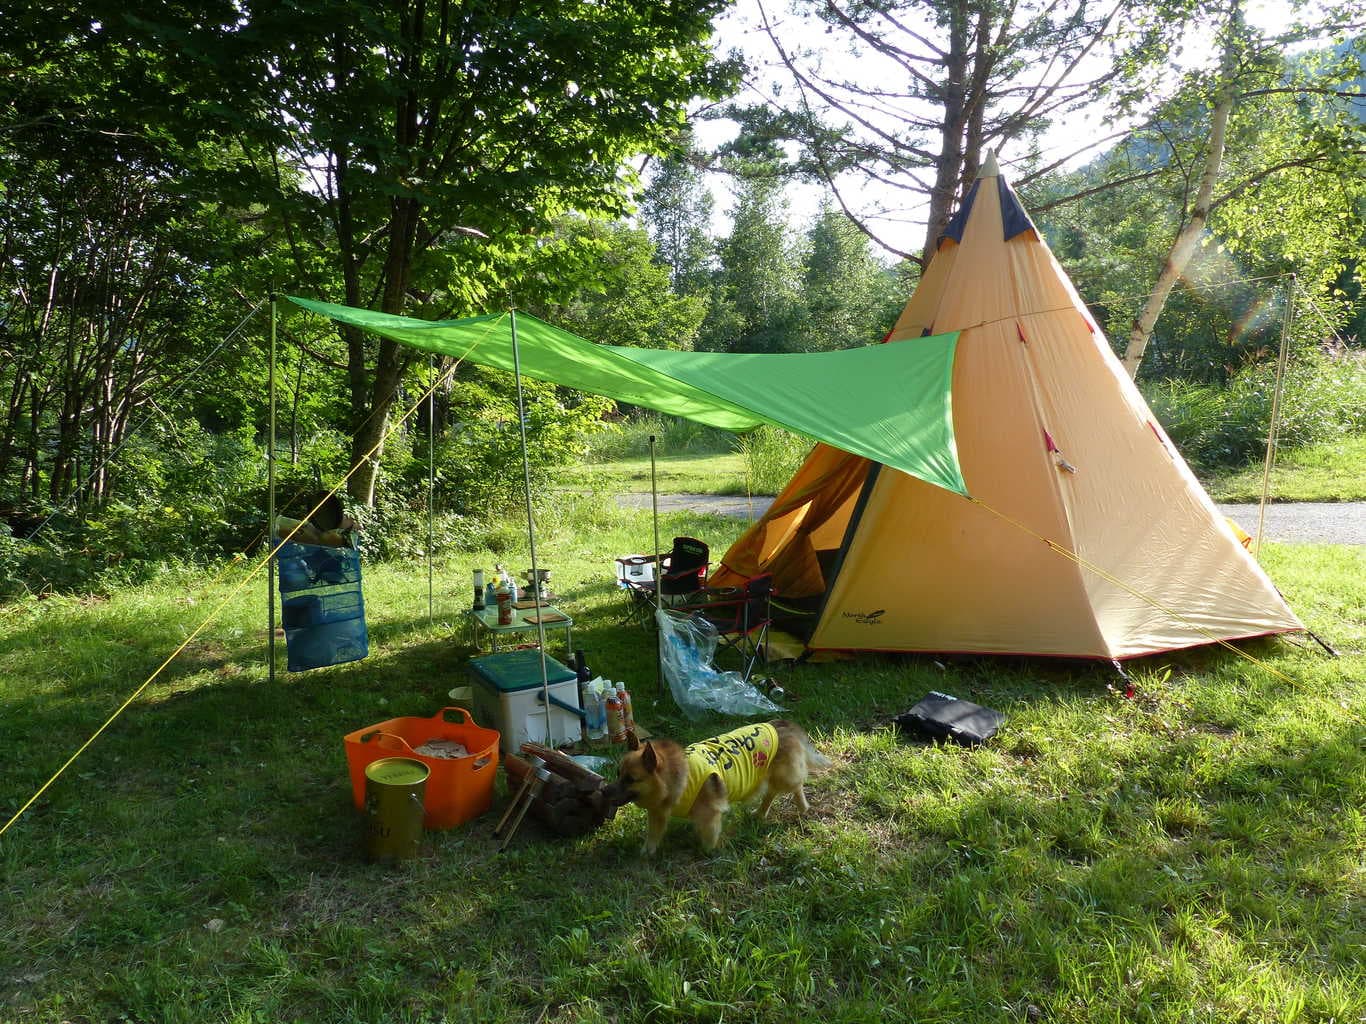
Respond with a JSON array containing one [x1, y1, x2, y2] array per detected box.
[[1122, 0, 1243, 380], [348, 340, 411, 507], [922, 1, 971, 264], [1121, 89, 1232, 379]]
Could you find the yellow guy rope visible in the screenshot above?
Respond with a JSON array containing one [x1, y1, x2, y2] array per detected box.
[[967, 496, 1299, 686], [0, 313, 506, 839]]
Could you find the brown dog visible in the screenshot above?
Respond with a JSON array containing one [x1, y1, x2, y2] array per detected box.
[[606, 720, 829, 854]]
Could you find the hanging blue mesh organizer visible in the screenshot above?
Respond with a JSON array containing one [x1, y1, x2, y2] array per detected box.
[[276, 539, 369, 671]]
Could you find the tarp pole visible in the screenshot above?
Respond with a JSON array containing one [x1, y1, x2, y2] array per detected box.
[[1255, 274, 1295, 558], [651, 434, 663, 696], [427, 353, 434, 625], [510, 311, 554, 744], [267, 294, 278, 684]]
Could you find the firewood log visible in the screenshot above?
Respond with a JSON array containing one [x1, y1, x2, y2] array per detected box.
[[520, 742, 606, 792], [501, 750, 615, 837]]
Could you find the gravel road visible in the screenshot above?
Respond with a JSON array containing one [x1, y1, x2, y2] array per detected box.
[[617, 494, 1366, 546]]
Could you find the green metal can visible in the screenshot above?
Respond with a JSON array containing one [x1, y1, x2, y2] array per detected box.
[[363, 757, 429, 863]]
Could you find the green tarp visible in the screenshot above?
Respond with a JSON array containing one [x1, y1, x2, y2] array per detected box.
[[288, 296, 966, 497]]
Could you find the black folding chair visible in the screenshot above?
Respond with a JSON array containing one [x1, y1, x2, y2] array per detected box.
[[619, 537, 710, 627]]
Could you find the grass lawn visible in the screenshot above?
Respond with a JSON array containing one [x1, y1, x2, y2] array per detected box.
[[584, 432, 1366, 505], [562, 450, 752, 496], [2, 497, 1363, 1023], [1204, 434, 1366, 503]]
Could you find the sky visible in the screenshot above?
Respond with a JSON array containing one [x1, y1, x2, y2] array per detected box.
[[687, 0, 1309, 249]]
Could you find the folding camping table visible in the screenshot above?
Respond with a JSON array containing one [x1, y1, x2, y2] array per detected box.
[[465, 603, 573, 658]]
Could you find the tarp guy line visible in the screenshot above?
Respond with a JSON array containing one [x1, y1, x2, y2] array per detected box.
[[0, 312, 508, 838]]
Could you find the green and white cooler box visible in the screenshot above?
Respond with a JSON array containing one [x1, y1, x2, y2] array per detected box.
[[468, 649, 581, 753]]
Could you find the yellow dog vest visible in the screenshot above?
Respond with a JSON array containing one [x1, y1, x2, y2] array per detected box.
[[674, 723, 779, 817]]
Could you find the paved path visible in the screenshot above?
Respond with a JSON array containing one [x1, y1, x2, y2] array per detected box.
[[617, 493, 1366, 545]]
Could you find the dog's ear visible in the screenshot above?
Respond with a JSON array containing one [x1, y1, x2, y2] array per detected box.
[[641, 741, 658, 773], [626, 730, 641, 752]]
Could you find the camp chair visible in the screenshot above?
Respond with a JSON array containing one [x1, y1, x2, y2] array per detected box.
[[675, 573, 774, 681], [615, 554, 657, 628], [619, 537, 710, 626]]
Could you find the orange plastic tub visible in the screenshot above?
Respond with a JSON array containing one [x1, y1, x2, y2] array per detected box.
[[343, 706, 499, 829]]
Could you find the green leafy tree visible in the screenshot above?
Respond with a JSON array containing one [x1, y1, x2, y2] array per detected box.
[[518, 216, 708, 351], [639, 134, 718, 296], [247, 0, 738, 503], [704, 177, 803, 352], [1115, 4, 1366, 377], [0, 17, 264, 517], [798, 202, 907, 350]]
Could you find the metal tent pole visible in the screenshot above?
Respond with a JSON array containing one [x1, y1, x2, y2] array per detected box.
[[509, 311, 554, 744], [1255, 275, 1295, 559], [267, 294, 278, 684], [650, 434, 663, 696], [428, 353, 435, 625]]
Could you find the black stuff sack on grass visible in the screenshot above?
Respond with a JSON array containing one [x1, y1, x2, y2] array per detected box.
[[894, 691, 1004, 746]]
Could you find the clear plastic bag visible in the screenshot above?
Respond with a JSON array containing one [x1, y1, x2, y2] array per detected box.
[[656, 608, 784, 720]]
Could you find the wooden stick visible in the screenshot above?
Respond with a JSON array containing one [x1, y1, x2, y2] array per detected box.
[[494, 755, 544, 836], [497, 766, 550, 852], [520, 742, 605, 788]]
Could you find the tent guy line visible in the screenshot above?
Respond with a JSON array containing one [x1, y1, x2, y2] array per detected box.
[[965, 495, 1297, 683]]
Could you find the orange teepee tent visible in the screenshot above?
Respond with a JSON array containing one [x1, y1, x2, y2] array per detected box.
[[711, 155, 1302, 660]]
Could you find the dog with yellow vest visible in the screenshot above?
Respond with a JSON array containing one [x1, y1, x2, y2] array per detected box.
[[606, 721, 830, 854]]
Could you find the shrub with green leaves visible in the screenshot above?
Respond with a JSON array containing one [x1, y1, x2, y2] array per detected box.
[[738, 425, 813, 496], [582, 412, 735, 462], [1144, 352, 1366, 472]]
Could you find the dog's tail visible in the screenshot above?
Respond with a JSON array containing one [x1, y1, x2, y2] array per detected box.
[[775, 720, 834, 770], [801, 732, 833, 771]]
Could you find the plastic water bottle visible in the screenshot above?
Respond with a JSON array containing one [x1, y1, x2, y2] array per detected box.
[[587, 680, 608, 740]]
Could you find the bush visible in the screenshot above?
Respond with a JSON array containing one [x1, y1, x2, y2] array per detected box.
[[581, 413, 735, 461], [737, 425, 812, 496], [390, 377, 611, 516], [1144, 352, 1366, 472]]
